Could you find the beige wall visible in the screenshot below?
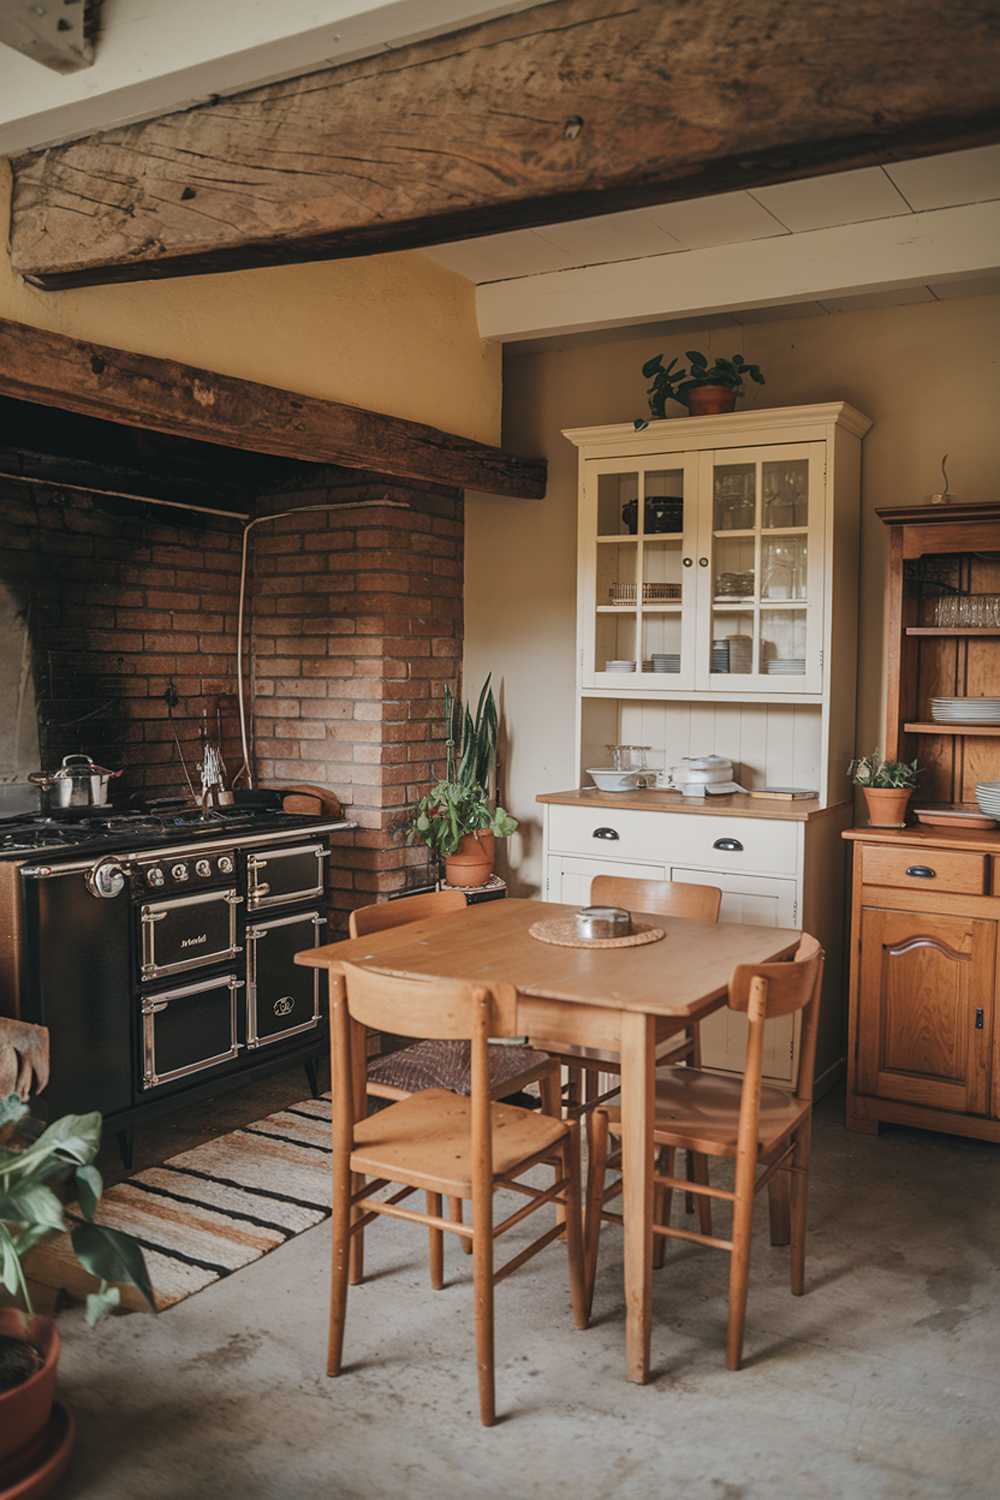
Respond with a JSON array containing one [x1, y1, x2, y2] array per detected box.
[[465, 292, 1000, 893], [0, 162, 500, 445]]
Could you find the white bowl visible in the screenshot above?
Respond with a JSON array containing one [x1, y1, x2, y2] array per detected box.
[[586, 768, 641, 792]]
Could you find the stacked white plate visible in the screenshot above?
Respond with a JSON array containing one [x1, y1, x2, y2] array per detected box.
[[650, 653, 680, 673], [976, 780, 1000, 817], [604, 659, 636, 673], [932, 696, 1000, 725], [768, 658, 805, 674]]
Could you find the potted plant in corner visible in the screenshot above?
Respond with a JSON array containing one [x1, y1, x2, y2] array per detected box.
[[404, 677, 518, 887], [848, 751, 921, 828], [0, 1093, 154, 1478], [635, 350, 766, 423]]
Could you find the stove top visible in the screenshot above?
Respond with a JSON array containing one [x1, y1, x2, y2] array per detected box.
[[0, 806, 347, 860]]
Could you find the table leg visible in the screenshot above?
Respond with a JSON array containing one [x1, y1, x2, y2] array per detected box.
[[618, 1010, 656, 1385]]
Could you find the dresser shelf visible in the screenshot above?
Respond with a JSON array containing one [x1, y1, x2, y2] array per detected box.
[[904, 721, 1000, 736], [905, 627, 1000, 638]]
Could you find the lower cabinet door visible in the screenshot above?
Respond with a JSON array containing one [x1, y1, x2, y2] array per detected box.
[[672, 867, 799, 1083], [141, 974, 242, 1090], [546, 855, 667, 907], [857, 907, 995, 1115], [246, 910, 326, 1049]]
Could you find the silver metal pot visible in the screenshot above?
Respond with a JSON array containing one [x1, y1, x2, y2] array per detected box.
[[29, 754, 124, 810], [575, 905, 633, 941]]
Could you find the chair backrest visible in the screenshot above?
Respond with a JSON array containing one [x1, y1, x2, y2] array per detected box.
[[590, 874, 722, 925], [729, 933, 825, 1104], [349, 888, 467, 939]]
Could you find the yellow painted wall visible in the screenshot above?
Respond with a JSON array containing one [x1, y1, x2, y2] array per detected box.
[[465, 293, 1000, 892], [0, 162, 500, 445]]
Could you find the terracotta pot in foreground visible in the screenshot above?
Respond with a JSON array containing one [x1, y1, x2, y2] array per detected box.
[[0, 1311, 59, 1462], [862, 787, 913, 827], [444, 830, 495, 888], [686, 384, 738, 416]]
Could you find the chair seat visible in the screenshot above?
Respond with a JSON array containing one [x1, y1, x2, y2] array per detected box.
[[601, 1065, 807, 1158], [351, 1089, 569, 1196], [529, 1031, 691, 1072], [367, 1039, 552, 1097]]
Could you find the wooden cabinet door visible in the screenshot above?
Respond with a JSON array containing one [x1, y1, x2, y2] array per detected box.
[[857, 908, 995, 1115]]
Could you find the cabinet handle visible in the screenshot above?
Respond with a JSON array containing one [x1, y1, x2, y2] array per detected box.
[[682, 556, 693, 568], [593, 827, 620, 841], [713, 837, 744, 853], [905, 865, 936, 879], [976, 1008, 985, 1030], [698, 556, 709, 567]]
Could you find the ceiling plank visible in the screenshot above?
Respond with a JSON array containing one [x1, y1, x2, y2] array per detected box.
[[0, 317, 546, 498], [9, 0, 1000, 290]]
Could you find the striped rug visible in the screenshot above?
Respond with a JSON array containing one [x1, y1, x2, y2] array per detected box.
[[29, 1095, 333, 1312]]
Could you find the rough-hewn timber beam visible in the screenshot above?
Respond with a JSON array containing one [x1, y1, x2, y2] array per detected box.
[[9, 0, 1000, 291], [0, 318, 546, 499]]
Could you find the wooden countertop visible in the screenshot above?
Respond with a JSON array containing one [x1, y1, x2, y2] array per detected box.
[[843, 823, 1000, 853], [536, 788, 835, 821]]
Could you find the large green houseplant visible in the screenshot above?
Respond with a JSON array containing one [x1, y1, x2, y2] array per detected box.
[[405, 677, 518, 886], [0, 1094, 154, 1464]]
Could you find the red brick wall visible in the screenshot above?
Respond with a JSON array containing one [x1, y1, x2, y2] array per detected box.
[[0, 481, 243, 801], [250, 475, 464, 931]]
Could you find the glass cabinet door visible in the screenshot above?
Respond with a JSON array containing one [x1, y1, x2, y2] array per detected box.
[[697, 442, 825, 693], [581, 456, 699, 689]]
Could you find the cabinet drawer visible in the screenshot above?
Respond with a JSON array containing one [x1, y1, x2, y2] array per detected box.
[[546, 803, 798, 877], [861, 845, 987, 896]]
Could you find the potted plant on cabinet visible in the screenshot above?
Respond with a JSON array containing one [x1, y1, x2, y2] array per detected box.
[[848, 751, 921, 827], [0, 1093, 154, 1477], [636, 350, 766, 423], [404, 677, 518, 887]]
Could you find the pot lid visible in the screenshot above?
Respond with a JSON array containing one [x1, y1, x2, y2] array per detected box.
[[53, 754, 120, 779]]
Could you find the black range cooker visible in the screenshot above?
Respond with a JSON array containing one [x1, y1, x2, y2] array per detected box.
[[0, 805, 353, 1162]]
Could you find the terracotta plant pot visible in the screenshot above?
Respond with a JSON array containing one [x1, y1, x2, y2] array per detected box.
[[0, 1312, 59, 1462], [862, 786, 913, 828], [686, 384, 738, 416], [444, 830, 495, 888]]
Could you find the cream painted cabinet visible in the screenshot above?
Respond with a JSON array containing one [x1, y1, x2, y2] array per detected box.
[[547, 854, 666, 906]]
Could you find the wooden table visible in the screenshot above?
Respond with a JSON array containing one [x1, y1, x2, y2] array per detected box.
[[297, 897, 800, 1383]]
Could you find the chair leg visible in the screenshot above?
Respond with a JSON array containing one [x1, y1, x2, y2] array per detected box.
[[563, 1127, 589, 1329], [539, 1067, 567, 1237], [789, 1116, 812, 1296], [652, 1146, 674, 1271], [768, 1169, 791, 1247], [450, 1195, 472, 1254], [726, 1184, 755, 1371], [427, 1192, 444, 1290], [328, 1154, 352, 1377], [583, 1108, 610, 1317], [692, 1152, 713, 1237], [567, 1064, 583, 1116], [471, 1195, 495, 1426], [348, 1173, 365, 1285]]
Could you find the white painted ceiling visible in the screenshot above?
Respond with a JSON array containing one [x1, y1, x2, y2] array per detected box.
[[424, 148, 1000, 339]]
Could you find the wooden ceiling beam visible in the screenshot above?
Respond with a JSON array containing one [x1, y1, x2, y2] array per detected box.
[[9, 0, 1000, 291], [0, 318, 546, 498]]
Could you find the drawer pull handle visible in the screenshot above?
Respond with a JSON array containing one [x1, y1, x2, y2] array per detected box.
[[976, 1008, 985, 1030], [713, 837, 744, 853], [593, 827, 620, 841], [905, 865, 936, 879]]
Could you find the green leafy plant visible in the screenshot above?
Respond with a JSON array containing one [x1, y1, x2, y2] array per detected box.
[[405, 780, 517, 859], [0, 1094, 154, 1328], [636, 350, 766, 426], [847, 752, 921, 789], [445, 677, 499, 789]]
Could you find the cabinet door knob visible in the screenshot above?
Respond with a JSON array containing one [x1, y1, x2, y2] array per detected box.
[[713, 837, 744, 852], [593, 827, 620, 841], [905, 865, 936, 879], [682, 557, 693, 568], [698, 556, 709, 567]]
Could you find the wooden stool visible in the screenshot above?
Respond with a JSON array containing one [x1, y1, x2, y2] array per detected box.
[[584, 934, 825, 1370], [328, 962, 588, 1426]]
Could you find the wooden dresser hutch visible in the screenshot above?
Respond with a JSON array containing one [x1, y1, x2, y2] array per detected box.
[[845, 501, 1000, 1142]]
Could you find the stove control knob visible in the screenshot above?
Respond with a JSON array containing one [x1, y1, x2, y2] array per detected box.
[[146, 867, 165, 888], [217, 854, 235, 874], [194, 858, 212, 878], [171, 863, 190, 883]]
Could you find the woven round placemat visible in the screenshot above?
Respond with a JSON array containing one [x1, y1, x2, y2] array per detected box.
[[528, 918, 665, 949]]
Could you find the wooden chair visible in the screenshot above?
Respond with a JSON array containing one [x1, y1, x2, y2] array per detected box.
[[529, 875, 721, 1238], [584, 933, 824, 1371], [328, 961, 588, 1425], [350, 892, 561, 1265]]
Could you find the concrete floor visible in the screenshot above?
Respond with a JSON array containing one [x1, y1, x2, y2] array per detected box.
[[53, 1074, 1000, 1500]]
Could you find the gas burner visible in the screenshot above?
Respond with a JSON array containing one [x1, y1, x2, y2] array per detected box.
[[0, 825, 93, 852], [102, 815, 165, 835]]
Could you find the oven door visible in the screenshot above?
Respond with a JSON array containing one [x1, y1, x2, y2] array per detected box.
[[141, 973, 243, 1090], [246, 843, 327, 912], [139, 887, 242, 981], [246, 910, 325, 1049]]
